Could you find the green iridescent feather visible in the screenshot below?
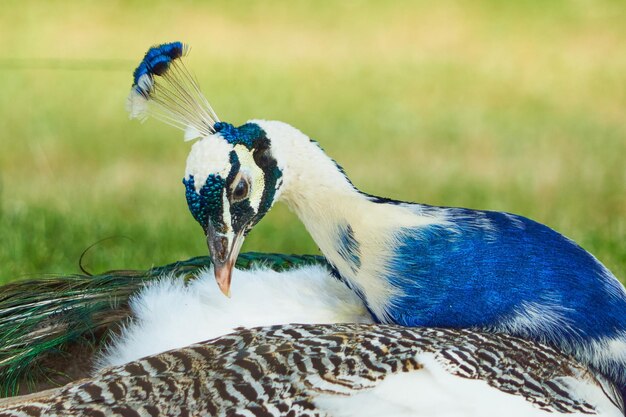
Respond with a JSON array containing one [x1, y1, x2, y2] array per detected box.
[[0, 252, 326, 397]]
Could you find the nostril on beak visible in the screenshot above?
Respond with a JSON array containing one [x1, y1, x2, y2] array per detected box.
[[214, 236, 228, 263]]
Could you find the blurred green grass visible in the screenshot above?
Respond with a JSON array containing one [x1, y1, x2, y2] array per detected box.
[[0, 1, 624, 283]]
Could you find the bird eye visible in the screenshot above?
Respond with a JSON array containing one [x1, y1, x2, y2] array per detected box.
[[232, 177, 250, 202]]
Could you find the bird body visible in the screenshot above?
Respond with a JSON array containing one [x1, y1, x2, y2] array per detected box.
[[3, 40, 623, 417], [125, 42, 626, 399], [2, 264, 623, 417], [220, 119, 626, 392]]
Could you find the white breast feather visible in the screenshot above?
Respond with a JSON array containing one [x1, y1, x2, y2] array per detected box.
[[97, 264, 372, 368]]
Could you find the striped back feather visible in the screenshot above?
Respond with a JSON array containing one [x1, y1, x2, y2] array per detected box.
[[0, 324, 622, 416]]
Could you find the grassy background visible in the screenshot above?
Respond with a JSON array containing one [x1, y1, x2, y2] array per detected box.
[[0, 1, 624, 284]]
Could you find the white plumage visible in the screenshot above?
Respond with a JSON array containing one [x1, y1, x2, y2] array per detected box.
[[98, 264, 371, 368], [86, 264, 624, 417]]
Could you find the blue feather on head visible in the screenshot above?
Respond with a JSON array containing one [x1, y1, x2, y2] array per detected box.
[[127, 41, 218, 139], [132, 41, 186, 96]]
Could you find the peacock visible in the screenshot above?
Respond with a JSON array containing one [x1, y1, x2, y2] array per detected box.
[[0, 40, 624, 416], [1, 262, 624, 416], [126, 42, 626, 398]]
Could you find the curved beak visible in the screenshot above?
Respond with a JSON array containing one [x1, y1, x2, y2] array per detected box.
[[206, 227, 245, 298]]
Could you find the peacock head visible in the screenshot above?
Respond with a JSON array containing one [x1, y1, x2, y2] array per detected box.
[[128, 42, 283, 296], [182, 123, 283, 296]]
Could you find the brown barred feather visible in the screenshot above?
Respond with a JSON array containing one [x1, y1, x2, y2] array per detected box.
[[0, 324, 622, 416]]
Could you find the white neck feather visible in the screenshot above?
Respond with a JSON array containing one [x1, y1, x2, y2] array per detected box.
[[252, 120, 437, 319], [251, 120, 362, 226]]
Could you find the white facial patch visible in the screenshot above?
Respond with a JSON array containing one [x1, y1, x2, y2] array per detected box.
[[234, 144, 265, 212], [126, 74, 153, 121], [185, 135, 234, 193]]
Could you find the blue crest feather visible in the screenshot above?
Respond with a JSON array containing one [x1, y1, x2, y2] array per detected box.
[[127, 42, 219, 140], [132, 41, 185, 95]]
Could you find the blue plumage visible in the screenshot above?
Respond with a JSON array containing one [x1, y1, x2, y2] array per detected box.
[[377, 205, 626, 389], [386, 207, 625, 335], [183, 175, 226, 231], [214, 122, 265, 148], [132, 41, 185, 92], [336, 224, 361, 273]]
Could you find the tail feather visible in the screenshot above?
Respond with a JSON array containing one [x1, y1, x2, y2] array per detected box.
[[0, 253, 326, 397]]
